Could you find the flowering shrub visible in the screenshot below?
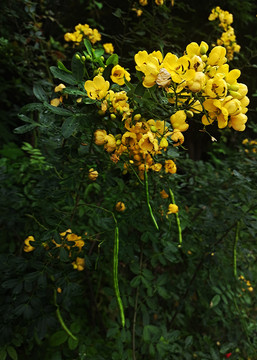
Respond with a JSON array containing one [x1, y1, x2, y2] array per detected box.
[[1, 2, 257, 360]]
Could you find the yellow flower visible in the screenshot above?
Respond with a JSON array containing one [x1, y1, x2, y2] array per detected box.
[[88, 28, 101, 44], [54, 83, 66, 92], [122, 132, 137, 147], [116, 201, 126, 212], [132, 8, 143, 16], [160, 189, 169, 199], [138, 131, 159, 153], [207, 46, 227, 66], [170, 110, 189, 132], [228, 113, 247, 131], [155, 0, 164, 5], [104, 134, 116, 152], [111, 65, 131, 86], [139, 0, 148, 5], [50, 97, 62, 107], [84, 75, 110, 100], [170, 129, 184, 146], [103, 43, 114, 54], [204, 74, 227, 98], [94, 129, 107, 145], [135, 50, 163, 88], [88, 168, 98, 181], [164, 160, 177, 174], [24, 236, 36, 252], [151, 163, 162, 172], [72, 257, 85, 271], [167, 203, 179, 214]]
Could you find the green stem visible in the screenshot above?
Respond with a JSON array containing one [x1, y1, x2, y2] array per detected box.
[[144, 166, 159, 231], [113, 223, 125, 327], [83, 203, 125, 327], [169, 188, 182, 245], [233, 221, 240, 278], [53, 287, 77, 340]]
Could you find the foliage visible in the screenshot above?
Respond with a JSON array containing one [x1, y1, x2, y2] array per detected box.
[[0, 1, 257, 360]]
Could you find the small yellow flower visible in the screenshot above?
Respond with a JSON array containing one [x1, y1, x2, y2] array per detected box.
[[84, 75, 110, 100], [115, 201, 126, 212], [111, 65, 131, 86], [24, 236, 36, 252], [167, 203, 179, 214], [57, 287, 62, 293], [88, 168, 98, 181], [164, 159, 177, 174], [171, 129, 184, 146], [50, 97, 62, 107], [94, 129, 107, 145], [54, 83, 66, 92], [72, 257, 85, 271], [170, 110, 189, 132], [103, 43, 114, 54]]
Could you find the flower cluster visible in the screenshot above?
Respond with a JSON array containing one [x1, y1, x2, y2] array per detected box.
[[134, 43, 249, 131], [242, 138, 257, 154], [209, 6, 240, 61], [64, 23, 101, 45], [239, 274, 254, 292], [23, 230, 86, 271], [82, 41, 249, 180], [132, 0, 174, 16]]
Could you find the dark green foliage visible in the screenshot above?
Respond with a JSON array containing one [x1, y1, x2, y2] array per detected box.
[[0, 1, 257, 359]]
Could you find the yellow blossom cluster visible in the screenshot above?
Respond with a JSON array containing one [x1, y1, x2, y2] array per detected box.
[[134, 42, 249, 131], [82, 41, 249, 180], [239, 275, 254, 292], [64, 23, 101, 45], [242, 138, 257, 154], [133, 0, 174, 17], [209, 6, 240, 61], [23, 230, 86, 271]]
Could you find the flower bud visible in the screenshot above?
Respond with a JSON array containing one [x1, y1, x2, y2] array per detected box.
[[81, 56, 86, 62], [159, 137, 168, 148], [110, 114, 116, 120], [116, 139, 121, 146], [150, 125, 157, 133], [186, 110, 194, 118], [200, 44, 208, 55], [134, 114, 141, 121], [75, 53, 81, 60]]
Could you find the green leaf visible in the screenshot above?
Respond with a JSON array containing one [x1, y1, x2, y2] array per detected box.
[[43, 102, 73, 116], [33, 84, 48, 102], [71, 54, 85, 82], [63, 88, 85, 96], [185, 335, 193, 348], [61, 116, 78, 138], [70, 322, 81, 334], [130, 275, 141, 288], [49, 330, 68, 347], [134, 82, 145, 97], [7, 347, 17, 360], [13, 123, 39, 134], [94, 48, 104, 58], [68, 336, 79, 350], [20, 103, 44, 112], [0, 349, 7, 360], [106, 54, 119, 66], [57, 61, 72, 74], [210, 294, 221, 308], [84, 38, 93, 56], [50, 66, 77, 85]]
